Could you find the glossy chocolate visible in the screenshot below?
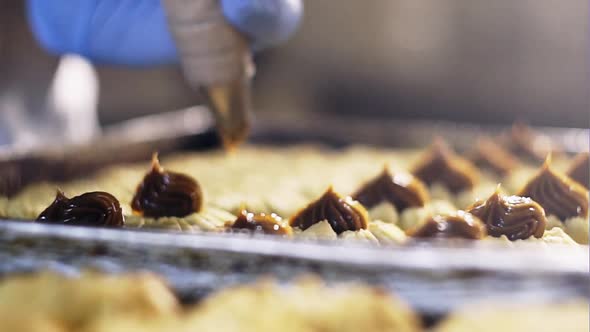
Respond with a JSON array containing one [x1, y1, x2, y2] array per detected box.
[[229, 210, 292, 235], [290, 187, 368, 234], [131, 154, 203, 218], [37, 190, 124, 227], [352, 166, 429, 211], [407, 210, 486, 240], [469, 136, 519, 176], [518, 156, 588, 221], [412, 139, 479, 193], [567, 152, 589, 189], [467, 188, 546, 240]]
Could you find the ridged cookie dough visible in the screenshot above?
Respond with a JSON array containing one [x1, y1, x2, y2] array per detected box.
[[435, 301, 588, 332], [368, 221, 407, 245], [0, 273, 421, 332], [1, 145, 585, 246], [399, 200, 457, 231], [564, 216, 589, 244], [485, 227, 578, 246], [339, 229, 379, 244]]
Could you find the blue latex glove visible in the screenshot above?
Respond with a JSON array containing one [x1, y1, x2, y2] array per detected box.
[[27, 0, 302, 66]]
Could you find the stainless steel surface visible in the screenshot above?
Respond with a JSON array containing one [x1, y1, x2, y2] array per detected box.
[[0, 107, 218, 196], [0, 220, 588, 316], [2, 108, 587, 197], [254, 0, 588, 127], [2, 221, 588, 275], [253, 114, 590, 153]]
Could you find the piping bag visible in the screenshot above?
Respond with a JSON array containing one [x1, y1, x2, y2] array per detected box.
[[163, 0, 254, 150], [200, 54, 253, 150]]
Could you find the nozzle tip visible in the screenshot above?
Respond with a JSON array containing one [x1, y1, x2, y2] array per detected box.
[[203, 78, 252, 150]]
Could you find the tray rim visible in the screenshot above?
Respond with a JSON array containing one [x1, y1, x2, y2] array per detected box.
[[1, 109, 588, 160], [1, 220, 588, 275]]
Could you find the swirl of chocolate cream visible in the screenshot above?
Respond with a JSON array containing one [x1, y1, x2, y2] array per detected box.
[[37, 190, 124, 227], [290, 187, 368, 234], [352, 166, 429, 211], [467, 188, 546, 240], [229, 210, 293, 235], [407, 210, 486, 240], [567, 152, 589, 189], [504, 123, 556, 162], [131, 154, 203, 218], [518, 156, 588, 221], [469, 136, 519, 176], [412, 139, 479, 193]]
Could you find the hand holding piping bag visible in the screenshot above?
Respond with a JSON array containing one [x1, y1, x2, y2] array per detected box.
[[27, 0, 303, 147]]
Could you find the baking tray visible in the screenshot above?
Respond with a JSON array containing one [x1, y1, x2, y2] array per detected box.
[[0, 107, 588, 320]]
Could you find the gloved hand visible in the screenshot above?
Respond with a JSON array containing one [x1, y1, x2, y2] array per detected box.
[[27, 0, 302, 66], [27, 0, 302, 148]]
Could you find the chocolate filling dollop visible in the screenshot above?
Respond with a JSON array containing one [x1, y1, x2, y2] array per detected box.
[[37, 190, 124, 227], [469, 136, 519, 176], [467, 187, 546, 240], [412, 139, 479, 193], [518, 156, 588, 221], [290, 187, 368, 234], [352, 166, 429, 212], [567, 152, 589, 189], [407, 210, 486, 240], [229, 210, 292, 235], [504, 123, 555, 162], [131, 154, 203, 218]]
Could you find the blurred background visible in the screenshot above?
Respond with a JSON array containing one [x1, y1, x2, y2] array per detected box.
[[0, 0, 588, 147]]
